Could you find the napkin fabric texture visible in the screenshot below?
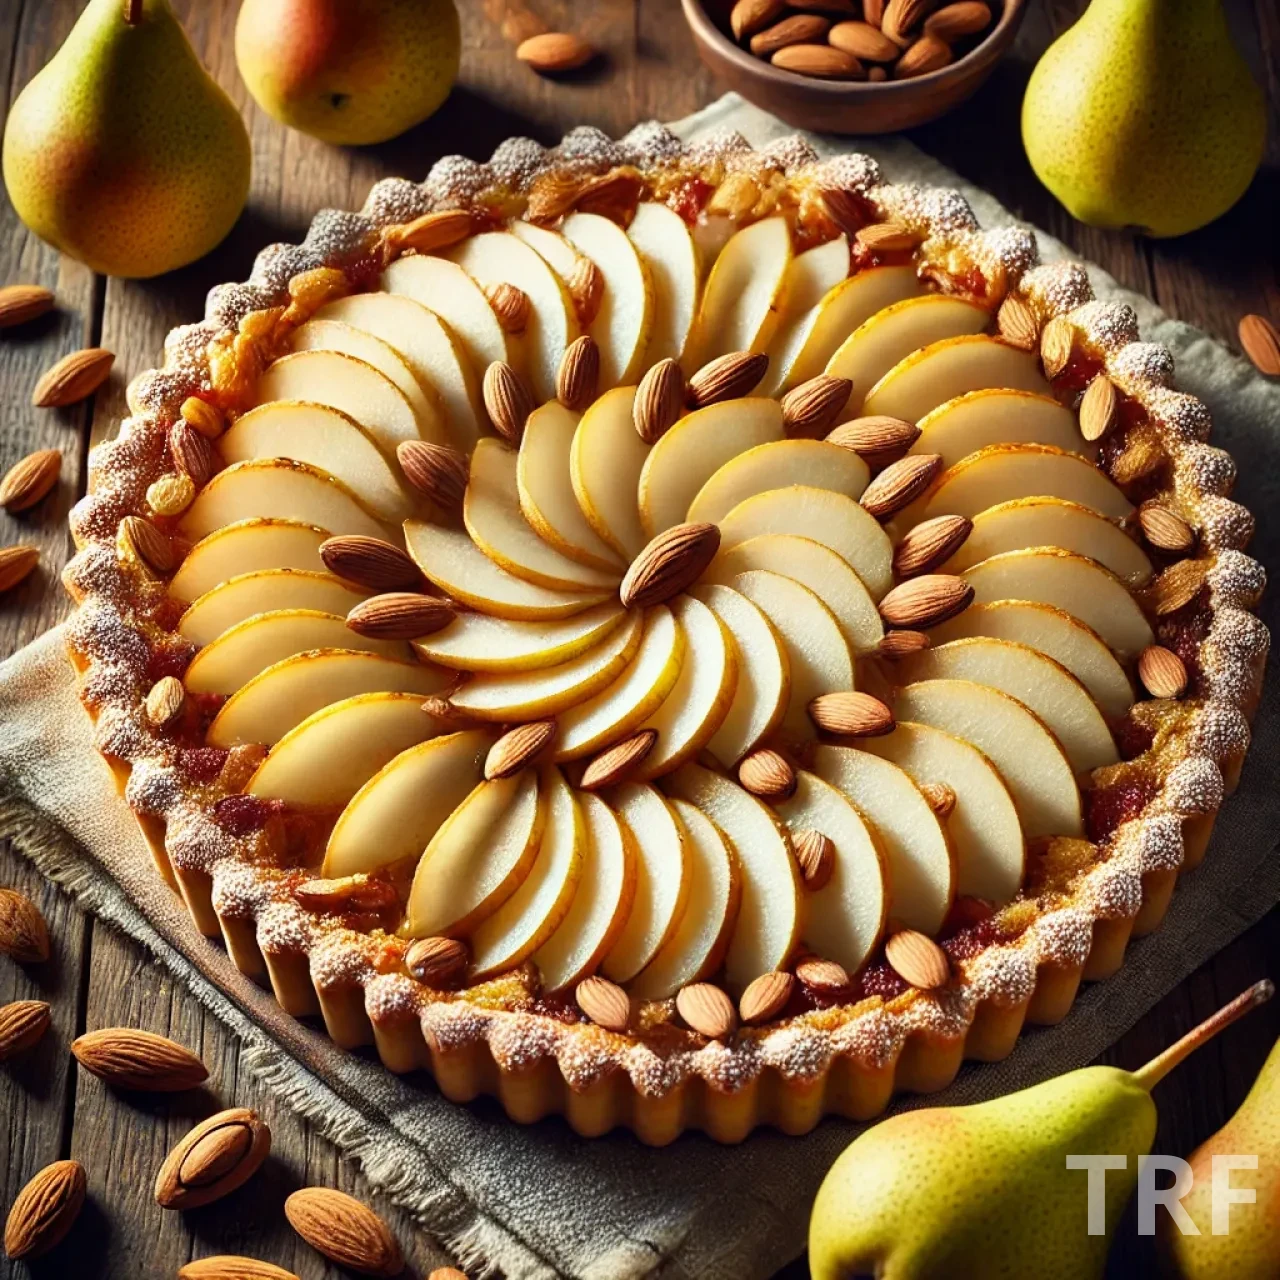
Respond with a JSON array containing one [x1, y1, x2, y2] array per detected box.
[[2, 95, 1279, 1280]]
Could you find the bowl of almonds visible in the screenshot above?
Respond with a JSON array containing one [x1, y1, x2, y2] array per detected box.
[[682, 0, 1028, 134]]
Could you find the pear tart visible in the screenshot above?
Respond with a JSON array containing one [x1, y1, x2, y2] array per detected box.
[[63, 124, 1267, 1144]]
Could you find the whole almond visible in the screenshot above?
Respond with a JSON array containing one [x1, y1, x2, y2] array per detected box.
[[634, 359, 686, 443], [1238, 314, 1280, 376], [580, 729, 658, 790], [170, 420, 219, 487], [892, 514, 972, 577], [1110, 431, 1164, 486], [526, 171, 583, 225], [885, 927, 950, 988], [557, 334, 600, 411], [483, 361, 534, 444], [569, 257, 604, 326], [294, 875, 397, 914], [391, 208, 473, 255], [868, 64, 889, 81], [181, 395, 226, 440], [0, 544, 39, 594], [620, 522, 721, 609], [738, 747, 797, 801], [893, 34, 952, 77], [856, 222, 922, 253], [145, 675, 186, 729], [795, 955, 850, 991], [119, 514, 175, 573], [739, 971, 795, 1025], [809, 691, 896, 737], [676, 983, 737, 1039], [1138, 502, 1195, 553], [1079, 373, 1119, 442], [750, 14, 830, 54], [397, 439, 468, 516], [924, 0, 991, 39], [72, 1027, 208, 1091], [878, 574, 973, 628], [406, 935, 470, 986], [864, 0, 886, 23], [0, 449, 60, 511], [485, 282, 531, 335], [286, 1189, 402, 1277], [576, 170, 646, 225], [687, 351, 770, 407], [826, 416, 920, 470], [0, 283, 54, 329], [882, 0, 934, 41], [320, 535, 421, 591], [792, 827, 835, 890], [1149, 558, 1208, 616], [516, 31, 596, 73], [772, 44, 865, 78], [1040, 316, 1075, 379], [821, 186, 863, 239], [0, 1000, 51, 1061], [32, 347, 114, 408], [996, 294, 1039, 351], [860, 453, 942, 519], [1138, 644, 1188, 699], [575, 975, 631, 1032], [921, 781, 956, 818], [828, 20, 901, 60], [0, 888, 49, 962], [877, 629, 930, 659], [179, 1259, 301, 1280], [731, 0, 786, 39], [780, 375, 852, 437], [4, 1160, 85, 1259], [485, 720, 557, 780], [347, 593, 455, 640], [156, 1109, 271, 1211]]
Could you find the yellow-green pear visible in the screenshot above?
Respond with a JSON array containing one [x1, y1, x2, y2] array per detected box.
[[1158, 1030, 1280, 1278], [2, 0, 251, 278], [235, 0, 460, 146], [810, 982, 1273, 1280], [1021, 0, 1266, 238]]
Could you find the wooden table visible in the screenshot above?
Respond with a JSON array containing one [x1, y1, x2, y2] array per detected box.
[[1, 1, 1276, 1276]]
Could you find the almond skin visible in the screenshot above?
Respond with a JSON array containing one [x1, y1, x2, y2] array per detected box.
[[580, 729, 658, 790], [809, 691, 896, 737], [826, 415, 920, 471], [485, 721, 557, 780], [0, 544, 39, 594], [484, 282, 531, 335], [568, 257, 604, 326], [293, 875, 398, 914], [483, 360, 535, 444], [620, 522, 721, 609], [1238, 313, 1280, 376], [575, 975, 631, 1032], [828, 20, 901, 60], [751, 14, 830, 55], [885, 927, 950, 989], [634, 359, 686, 443], [397, 439, 468, 517], [0, 283, 55, 329], [855, 222, 921, 253], [1138, 645, 1188, 699], [405, 935, 470, 987], [780, 375, 852, 437], [156, 1109, 271, 1211], [170, 419, 219, 487], [731, 0, 786, 39], [772, 43, 865, 79], [676, 983, 737, 1040], [1148, 558, 1208, 616], [4, 1160, 86, 1259], [1138, 502, 1195, 554], [739, 971, 795, 1025], [557, 334, 600, 411], [178, 1259, 301, 1280], [1040, 316, 1075, 379], [792, 828, 835, 891], [0, 888, 50, 962], [320, 535, 421, 592], [921, 781, 956, 818], [285, 1188, 402, 1277], [882, 0, 935, 43], [1079, 373, 1119, 442], [859, 453, 943, 519], [32, 347, 114, 407], [686, 351, 770, 407], [0, 449, 61, 511], [516, 31, 596, 73], [892, 514, 972, 578], [738, 747, 797, 801], [996, 294, 1039, 351], [145, 675, 186, 730], [0, 1000, 51, 1061], [71, 1027, 208, 1091], [924, 0, 992, 39], [795, 955, 850, 991], [877, 629, 930, 659], [894, 34, 953, 76], [878, 573, 974, 629], [119, 514, 175, 573], [390, 208, 472, 255], [347, 593, 455, 641]]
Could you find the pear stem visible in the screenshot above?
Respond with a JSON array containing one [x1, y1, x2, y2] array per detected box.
[[125, 0, 143, 24], [1132, 980, 1274, 1093]]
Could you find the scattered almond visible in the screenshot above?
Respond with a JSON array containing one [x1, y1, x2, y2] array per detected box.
[[820, 185, 863, 239], [397, 439, 468, 517], [1109, 430, 1164, 486], [568, 257, 604, 327], [860, 452, 942, 519], [877, 629, 930, 659], [892, 514, 972, 578], [634, 359, 686, 443], [1149, 558, 1208, 616], [3, 1160, 85, 1259], [294, 875, 397, 914], [620, 521, 721, 609], [575, 974, 631, 1032], [557, 334, 600, 411], [828, 20, 900, 60], [147, 472, 195, 517], [179, 1258, 301, 1280], [996, 294, 1038, 351], [687, 351, 769, 408], [485, 721, 557, 780], [285, 1187, 402, 1277], [1238, 313, 1280, 376], [676, 983, 737, 1039], [170, 420, 219, 487], [32, 346, 114, 408], [1079, 373, 1118, 442], [0, 1000, 51, 1061], [1040, 316, 1075, 379], [72, 1027, 208, 1091], [882, 0, 935, 43], [406, 935, 470, 987], [392, 208, 473, 255], [809, 690, 896, 737], [885, 927, 950, 988], [0, 544, 39, 593], [780, 374, 852, 437], [878, 573, 973, 629], [795, 955, 849, 991], [792, 827, 835, 891], [1138, 502, 1195, 554], [485, 282, 531, 335], [180, 395, 226, 439], [580, 730, 658, 790], [119, 514, 174, 574], [751, 14, 830, 55], [320, 535, 421, 591], [526, 171, 583, 224], [0, 888, 49, 962], [575, 170, 645, 224], [0, 283, 54, 329], [483, 360, 534, 444], [0, 449, 60, 511], [826, 415, 920, 470], [773, 43, 865, 78], [738, 747, 797, 801], [145, 675, 186, 730], [856, 222, 921, 253], [894, 33, 952, 76], [156, 1111, 270, 1211], [924, 0, 991, 39], [731, 0, 787, 40], [517, 30, 596, 74], [739, 971, 795, 1025], [921, 781, 956, 818], [347, 593, 455, 641], [1138, 645, 1188, 699]]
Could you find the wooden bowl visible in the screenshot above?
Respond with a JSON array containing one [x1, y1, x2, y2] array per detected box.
[[681, 0, 1029, 135]]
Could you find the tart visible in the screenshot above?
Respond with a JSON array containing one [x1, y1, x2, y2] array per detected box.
[[63, 123, 1268, 1145]]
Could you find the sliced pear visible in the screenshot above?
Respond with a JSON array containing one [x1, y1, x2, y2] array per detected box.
[[812, 745, 954, 936], [894, 679, 1083, 838], [707, 533, 884, 656], [184, 609, 407, 696], [315, 292, 484, 452], [863, 334, 1051, 423], [600, 784, 691, 983], [861, 721, 1025, 906], [254, 348, 441, 452], [912, 389, 1088, 467], [945, 497, 1152, 585], [207, 650, 449, 748], [718, 484, 894, 600], [448, 610, 643, 721], [323, 729, 490, 879], [826, 294, 991, 417], [404, 520, 610, 621], [247, 692, 442, 808], [448, 231, 578, 402], [219, 401, 418, 523], [766, 263, 924, 396], [627, 200, 700, 365], [633, 593, 737, 780], [169, 519, 328, 603], [964, 548, 1154, 658], [464, 438, 619, 591], [681, 215, 792, 372], [180, 460, 393, 544], [518, 402, 625, 572], [471, 766, 585, 978], [553, 605, 685, 760], [686, 438, 869, 525], [406, 769, 546, 938], [570, 386, 650, 560], [413, 602, 626, 673], [692, 583, 789, 769], [509, 218, 580, 277], [382, 254, 512, 373], [775, 770, 888, 974], [638, 397, 785, 538], [534, 792, 636, 993], [663, 762, 801, 994], [757, 234, 850, 396], [178, 570, 366, 648], [930, 601, 1134, 720], [629, 798, 740, 1000]]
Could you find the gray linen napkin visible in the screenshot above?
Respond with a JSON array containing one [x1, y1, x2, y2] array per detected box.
[[2, 95, 1278, 1280]]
